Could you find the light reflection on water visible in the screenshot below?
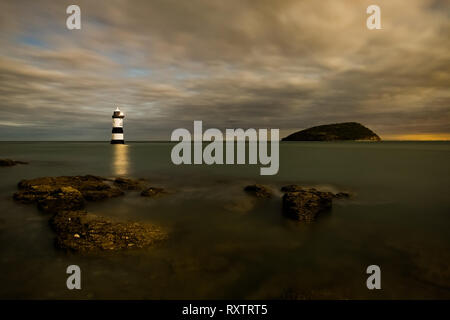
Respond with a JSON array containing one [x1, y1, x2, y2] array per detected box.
[[112, 144, 129, 176]]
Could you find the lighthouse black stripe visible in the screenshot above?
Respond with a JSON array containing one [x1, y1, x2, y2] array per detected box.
[[112, 127, 123, 133], [111, 140, 124, 144]]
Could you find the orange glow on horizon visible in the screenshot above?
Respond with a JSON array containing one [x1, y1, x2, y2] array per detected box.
[[382, 133, 450, 141]]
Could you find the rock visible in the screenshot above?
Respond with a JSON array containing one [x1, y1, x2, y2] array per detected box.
[[13, 184, 58, 203], [140, 187, 167, 197], [334, 192, 351, 199], [282, 188, 333, 222], [114, 177, 145, 191], [280, 185, 305, 193], [14, 175, 124, 205], [13, 175, 168, 252], [282, 122, 381, 141], [37, 186, 85, 214], [244, 184, 273, 198], [280, 184, 351, 221], [82, 188, 124, 201], [50, 210, 167, 253], [0, 159, 28, 167], [281, 185, 351, 199]]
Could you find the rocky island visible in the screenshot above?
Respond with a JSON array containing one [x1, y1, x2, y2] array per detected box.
[[282, 122, 381, 141]]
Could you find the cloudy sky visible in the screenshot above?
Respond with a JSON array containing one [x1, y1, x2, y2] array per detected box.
[[0, 0, 448, 140]]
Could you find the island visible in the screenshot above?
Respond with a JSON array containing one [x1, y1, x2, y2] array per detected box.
[[281, 122, 381, 141]]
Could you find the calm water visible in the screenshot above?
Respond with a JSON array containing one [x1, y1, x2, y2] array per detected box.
[[0, 141, 449, 299]]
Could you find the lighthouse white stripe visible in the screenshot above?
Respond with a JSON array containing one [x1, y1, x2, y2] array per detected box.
[[113, 118, 123, 127], [112, 133, 124, 140]]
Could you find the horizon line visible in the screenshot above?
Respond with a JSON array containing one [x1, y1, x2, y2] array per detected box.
[[0, 140, 449, 142]]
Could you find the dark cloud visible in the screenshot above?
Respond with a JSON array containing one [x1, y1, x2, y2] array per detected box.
[[0, 0, 448, 140]]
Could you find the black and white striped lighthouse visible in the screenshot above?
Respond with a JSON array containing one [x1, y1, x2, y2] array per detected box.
[[111, 107, 125, 144]]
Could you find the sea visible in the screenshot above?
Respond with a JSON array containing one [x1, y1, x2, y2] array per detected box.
[[0, 141, 449, 299]]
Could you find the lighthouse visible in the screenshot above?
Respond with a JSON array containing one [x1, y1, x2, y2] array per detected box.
[[111, 107, 125, 144]]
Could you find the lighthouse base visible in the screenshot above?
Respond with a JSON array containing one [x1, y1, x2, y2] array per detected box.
[[111, 140, 125, 144]]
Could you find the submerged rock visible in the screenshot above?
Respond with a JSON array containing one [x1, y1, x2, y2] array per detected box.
[[50, 210, 167, 252], [334, 191, 351, 199], [140, 187, 167, 198], [0, 159, 28, 167], [244, 184, 273, 198], [225, 197, 257, 213], [114, 177, 146, 191]]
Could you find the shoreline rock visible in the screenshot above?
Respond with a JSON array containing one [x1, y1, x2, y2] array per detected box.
[[13, 175, 167, 252], [281, 185, 350, 222], [37, 186, 85, 214], [0, 159, 28, 167], [15, 175, 124, 204]]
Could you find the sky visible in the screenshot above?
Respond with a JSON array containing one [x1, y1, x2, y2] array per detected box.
[[0, 0, 448, 141]]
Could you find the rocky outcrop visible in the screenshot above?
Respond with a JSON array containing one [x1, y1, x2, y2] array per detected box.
[[13, 175, 167, 252], [141, 187, 167, 198], [282, 189, 332, 222], [281, 185, 350, 222], [50, 210, 166, 252], [37, 187, 85, 214], [282, 122, 381, 141], [0, 159, 28, 167], [244, 184, 273, 198], [15, 175, 124, 203]]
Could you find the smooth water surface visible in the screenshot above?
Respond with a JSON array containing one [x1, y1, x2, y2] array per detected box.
[[0, 141, 449, 299]]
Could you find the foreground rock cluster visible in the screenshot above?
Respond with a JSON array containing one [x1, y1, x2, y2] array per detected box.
[[245, 184, 350, 222], [12, 174, 350, 252], [14, 175, 167, 252]]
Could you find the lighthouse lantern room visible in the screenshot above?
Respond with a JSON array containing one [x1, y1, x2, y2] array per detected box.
[[111, 107, 125, 144]]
